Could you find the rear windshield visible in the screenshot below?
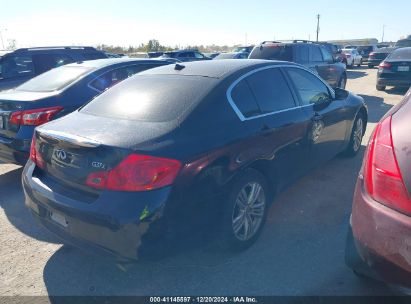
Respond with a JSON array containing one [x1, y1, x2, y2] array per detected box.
[[395, 40, 411, 48], [249, 45, 292, 61], [388, 48, 411, 60], [357, 46, 373, 52], [16, 66, 94, 92], [80, 75, 215, 122]]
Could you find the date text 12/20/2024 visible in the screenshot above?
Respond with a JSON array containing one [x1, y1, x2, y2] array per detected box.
[[149, 297, 258, 303]]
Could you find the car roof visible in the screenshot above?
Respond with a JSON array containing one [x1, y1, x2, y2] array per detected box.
[[139, 59, 299, 79], [63, 58, 169, 69]]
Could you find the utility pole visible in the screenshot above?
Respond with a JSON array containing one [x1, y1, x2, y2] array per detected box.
[[382, 25, 386, 43], [316, 14, 320, 42]]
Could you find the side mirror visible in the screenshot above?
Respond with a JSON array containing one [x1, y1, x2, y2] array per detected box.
[[334, 87, 349, 100]]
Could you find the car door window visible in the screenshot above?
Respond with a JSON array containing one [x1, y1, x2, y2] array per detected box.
[[0, 55, 34, 79], [89, 64, 163, 92], [297, 45, 310, 63], [230, 78, 261, 118], [194, 52, 204, 59], [320, 47, 333, 63], [310, 46, 323, 62], [33, 54, 75, 74], [246, 68, 296, 114], [285, 67, 332, 105]]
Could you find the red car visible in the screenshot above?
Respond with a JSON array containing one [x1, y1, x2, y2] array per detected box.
[[346, 88, 411, 290]]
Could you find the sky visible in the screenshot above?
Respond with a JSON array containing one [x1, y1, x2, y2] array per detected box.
[[1, 0, 410, 49]]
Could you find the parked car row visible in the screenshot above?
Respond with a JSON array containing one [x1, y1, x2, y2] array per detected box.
[[2, 40, 411, 294]]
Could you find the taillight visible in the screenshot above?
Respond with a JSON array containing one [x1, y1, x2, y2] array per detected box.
[[29, 134, 45, 169], [86, 154, 182, 192], [364, 116, 411, 214], [378, 61, 392, 70], [10, 106, 63, 126], [369, 52, 375, 58]]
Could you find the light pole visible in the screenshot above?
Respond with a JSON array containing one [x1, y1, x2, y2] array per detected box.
[[382, 25, 386, 43], [316, 14, 320, 42]]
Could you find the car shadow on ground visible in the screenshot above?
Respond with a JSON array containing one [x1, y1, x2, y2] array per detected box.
[[347, 70, 368, 79], [384, 87, 409, 96], [0, 166, 60, 243], [358, 94, 394, 123], [42, 146, 393, 296]]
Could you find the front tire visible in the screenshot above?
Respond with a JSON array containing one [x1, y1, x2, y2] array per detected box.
[[220, 169, 269, 251], [343, 114, 365, 157]]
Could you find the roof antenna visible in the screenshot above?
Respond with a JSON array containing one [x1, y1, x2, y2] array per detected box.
[[174, 63, 185, 71]]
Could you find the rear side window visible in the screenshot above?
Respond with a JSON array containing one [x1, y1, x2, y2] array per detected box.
[[229, 68, 296, 119], [231, 79, 261, 118], [249, 45, 293, 61], [82, 52, 107, 60], [320, 48, 333, 63], [310, 46, 323, 62], [33, 54, 75, 74], [16, 66, 94, 92], [81, 75, 216, 122], [0, 55, 34, 79], [246, 68, 296, 113], [286, 67, 331, 105], [297, 45, 309, 63], [89, 64, 163, 92]]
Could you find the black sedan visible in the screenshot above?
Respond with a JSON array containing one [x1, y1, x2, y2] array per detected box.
[[0, 58, 170, 164], [368, 47, 395, 68], [23, 60, 367, 260], [377, 47, 411, 91]]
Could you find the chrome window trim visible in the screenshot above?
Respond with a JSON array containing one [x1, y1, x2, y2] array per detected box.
[[226, 64, 335, 121]]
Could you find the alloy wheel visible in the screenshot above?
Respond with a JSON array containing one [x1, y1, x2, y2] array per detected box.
[[232, 182, 266, 241]]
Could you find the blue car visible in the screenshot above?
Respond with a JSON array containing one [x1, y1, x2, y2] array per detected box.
[[0, 58, 171, 164]]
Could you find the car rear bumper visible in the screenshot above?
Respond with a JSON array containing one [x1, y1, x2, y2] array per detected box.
[[351, 177, 411, 288], [0, 136, 30, 164], [377, 77, 411, 87], [22, 161, 174, 261]]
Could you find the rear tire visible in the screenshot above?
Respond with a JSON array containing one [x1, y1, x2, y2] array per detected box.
[[343, 114, 365, 157], [220, 169, 269, 251], [376, 84, 386, 91]]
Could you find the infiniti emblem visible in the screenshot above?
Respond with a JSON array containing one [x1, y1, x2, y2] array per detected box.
[[55, 149, 67, 161]]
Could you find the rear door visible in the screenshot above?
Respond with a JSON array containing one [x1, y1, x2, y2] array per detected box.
[[284, 67, 348, 166], [243, 67, 312, 184]]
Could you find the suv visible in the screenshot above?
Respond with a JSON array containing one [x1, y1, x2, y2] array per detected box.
[[161, 50, 211, 62], [0, 46, 107, 91], [249, 40, 347, 89]]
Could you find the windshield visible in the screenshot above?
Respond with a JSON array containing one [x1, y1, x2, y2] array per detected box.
[[395, 39, 411, 47], [388, 48, 411, 60], [16, 66, 94, 92]]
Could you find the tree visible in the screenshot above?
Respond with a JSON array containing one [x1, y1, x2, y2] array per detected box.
[[147, 39, 161, 52]]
